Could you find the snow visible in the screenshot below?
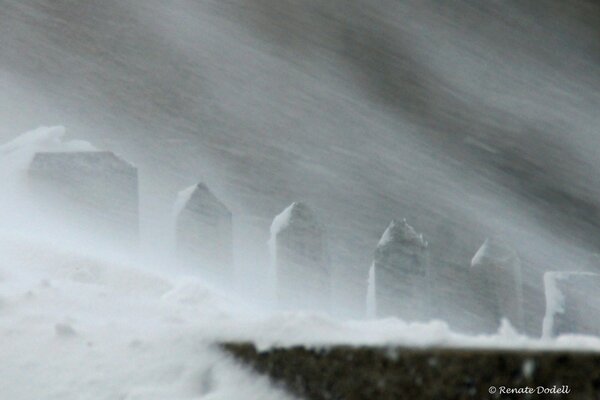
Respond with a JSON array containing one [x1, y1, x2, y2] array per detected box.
[[0, 126, 91, 154], [0, 234, 293, 400], [2, 231, 600, 399], [522, 358, 536, 379], [0, 126, 96, 170], [265, 202, 299, 301], [267, 202, 296, 278], [0, 126, 97, 206], [2, 129, 600, 399], [377, 219, 427, 249], [173, 184, 197, 218], [366, 263, 376, 318], [377, 222, 395, 247], [541, 271, 597, 339], [542, 272, 569, 338], [471, 239, 490, 267], [471, 238, 516, 267], [268, 202, 296, 246]]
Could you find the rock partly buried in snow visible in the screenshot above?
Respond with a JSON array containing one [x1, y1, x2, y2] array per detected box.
[[223, 343, 599, 400], [270, 202, 330, 311], [542, 271, 600, 338], [28, 150, 139, 246], [174, 183, 233, 280], [470, 239, 524, 333], [373, 219, 429, 321]]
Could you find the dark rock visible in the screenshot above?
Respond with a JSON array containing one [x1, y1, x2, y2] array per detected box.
[[223, 342, 600, 400]]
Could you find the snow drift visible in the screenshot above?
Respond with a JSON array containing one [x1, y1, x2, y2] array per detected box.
[[2, 128, 600, 399]]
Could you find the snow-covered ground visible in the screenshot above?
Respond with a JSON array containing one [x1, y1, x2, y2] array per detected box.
[[2, 128, 600, 399], [0, 234, 293, 400], [4, 232, 600, 400]]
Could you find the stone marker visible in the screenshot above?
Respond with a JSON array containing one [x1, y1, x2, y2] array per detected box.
[[174, 183, 233, 280], [470, 238, 524, 333], [28, 151, 139, 244], [425, 221, 482, 333], [373, 219, 429, 321], [543, 271, 600, 337], [270, 202, 330, 310]]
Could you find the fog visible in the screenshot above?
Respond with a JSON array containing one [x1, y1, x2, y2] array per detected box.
[[1, 1, 600, 396]]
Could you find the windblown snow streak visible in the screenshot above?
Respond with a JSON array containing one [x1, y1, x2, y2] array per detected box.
[[1, 1, 600, 397]]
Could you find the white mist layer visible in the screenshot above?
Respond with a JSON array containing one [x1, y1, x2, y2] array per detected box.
[[2, 129, 600, 399], [0, 127, 97, 239], [0, 126, 95, 185], [0, 234, 293, 400]]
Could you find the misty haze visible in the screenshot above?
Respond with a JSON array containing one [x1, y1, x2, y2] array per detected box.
[[1, 1, 600, 399]]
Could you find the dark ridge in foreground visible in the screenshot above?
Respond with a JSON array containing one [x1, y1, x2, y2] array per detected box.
[[222, 343, 600, 400]]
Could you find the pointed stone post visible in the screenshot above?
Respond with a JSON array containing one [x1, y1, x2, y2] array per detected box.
[[470, 238, 524, 332], [373, 219, 429, 321], [28, 151, 139, 244], [542, 271, 600, 337], [270, 202, 330, 311], [174, 183, 233, 280]]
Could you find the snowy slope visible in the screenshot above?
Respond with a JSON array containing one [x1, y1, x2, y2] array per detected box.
[[2, 3, 600, 395], [1, 128, 600, 399], [1, 127, 600, 398], [3, 230, 600, 399], [0, 234, 293, 400]]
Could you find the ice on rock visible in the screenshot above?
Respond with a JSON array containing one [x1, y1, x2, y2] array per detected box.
[[471, 239, 519, 268], [542, 271, 568, 338], [366, 263, 376, 318], [373, 219, 430, 321], [267, 202, 296, 295], [267, 202, 294, 277], [174, 183, 233, 280], [377, 219, 427, 249], [270, 202, 330, 311], [542, 271, 600, 338], [469, 238, 524, 333]]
